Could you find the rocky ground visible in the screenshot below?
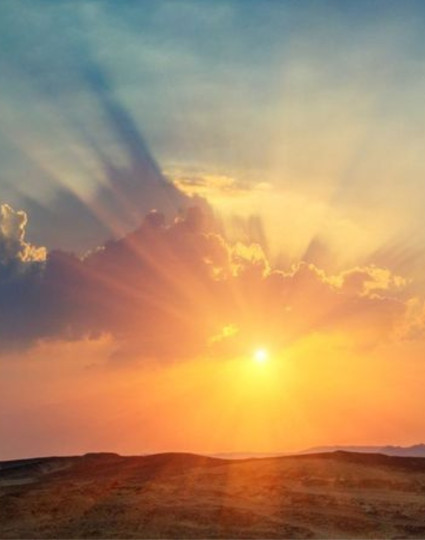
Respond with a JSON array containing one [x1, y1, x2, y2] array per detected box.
[[1, 451, 425, 538]]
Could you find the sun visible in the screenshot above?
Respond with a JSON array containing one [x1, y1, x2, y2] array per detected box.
[[253, 348, 269, 364]]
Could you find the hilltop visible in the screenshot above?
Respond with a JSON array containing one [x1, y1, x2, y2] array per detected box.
[[1, 451, 425, 538]]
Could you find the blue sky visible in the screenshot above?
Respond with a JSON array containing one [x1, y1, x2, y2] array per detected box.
[[1, 0, 425, 270]]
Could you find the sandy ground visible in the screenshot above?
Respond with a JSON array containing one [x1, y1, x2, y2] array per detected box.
[[1, 451, 425, 538]]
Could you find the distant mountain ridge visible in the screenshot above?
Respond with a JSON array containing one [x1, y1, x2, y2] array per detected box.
[[213, 444, 425, 460], [300, 444, 425, 457]]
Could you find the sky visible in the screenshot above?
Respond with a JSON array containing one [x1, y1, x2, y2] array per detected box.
[[1, 0, 425, 460]]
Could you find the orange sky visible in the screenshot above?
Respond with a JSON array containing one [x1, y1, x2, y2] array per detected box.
[[2, 333, 425, 459]]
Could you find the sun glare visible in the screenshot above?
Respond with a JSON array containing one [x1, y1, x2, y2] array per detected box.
[[253, 348, 269, 364]]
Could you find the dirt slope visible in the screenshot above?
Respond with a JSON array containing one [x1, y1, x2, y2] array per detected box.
[[1, 451, 425, 538]]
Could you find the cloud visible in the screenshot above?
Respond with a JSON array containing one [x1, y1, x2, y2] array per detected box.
[[333, 266, 407, 297], [0, 203, 46, 351], [168, 170, 256, 199], [0, 199, 423, 361], [0, 203, 46, 264]]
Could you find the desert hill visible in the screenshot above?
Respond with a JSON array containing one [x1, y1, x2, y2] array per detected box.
[[1, 451, 425, 538]]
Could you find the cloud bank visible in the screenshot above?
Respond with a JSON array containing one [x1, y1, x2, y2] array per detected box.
[[0, 199, 422, 361]]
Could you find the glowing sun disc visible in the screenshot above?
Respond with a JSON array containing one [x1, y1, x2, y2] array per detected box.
[[253, 348, 269, 363]]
